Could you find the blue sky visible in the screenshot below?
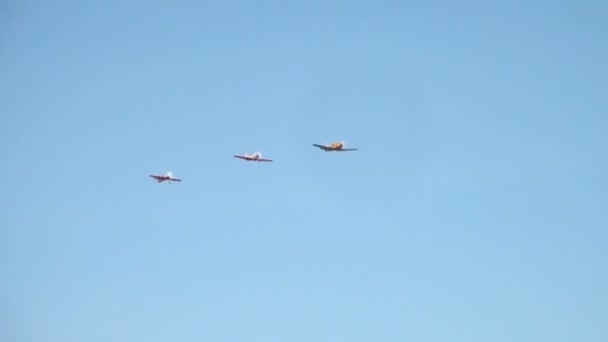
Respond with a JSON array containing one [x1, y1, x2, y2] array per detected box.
[[2, 1, 607, 341]]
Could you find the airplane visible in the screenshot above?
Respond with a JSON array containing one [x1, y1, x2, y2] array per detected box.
[[312, 141, 358, 152], [149, 171, 182, 183], [233, 152, 273, 162]]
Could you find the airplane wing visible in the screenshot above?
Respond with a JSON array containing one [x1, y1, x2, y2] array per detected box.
[[149, 175, 161, 179], [337, 148, 358, 151], [233, 155, 250, 160], [258, 158, 273, 162], [312, 144, 330, 150], [170, 178, 182, 182]]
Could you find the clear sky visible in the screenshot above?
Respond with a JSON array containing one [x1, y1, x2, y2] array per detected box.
[[2, 1, 607, 341]]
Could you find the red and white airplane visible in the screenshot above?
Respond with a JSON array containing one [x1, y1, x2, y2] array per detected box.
[[233, 152, 273, 162], [313, 141, 359, 152], [149, 171, 182, 183]]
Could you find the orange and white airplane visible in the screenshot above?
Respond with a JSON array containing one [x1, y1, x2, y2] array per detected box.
[[149, 171, 182, 183], [312, 141, 358, 152], [233, 152, 273, 162]]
